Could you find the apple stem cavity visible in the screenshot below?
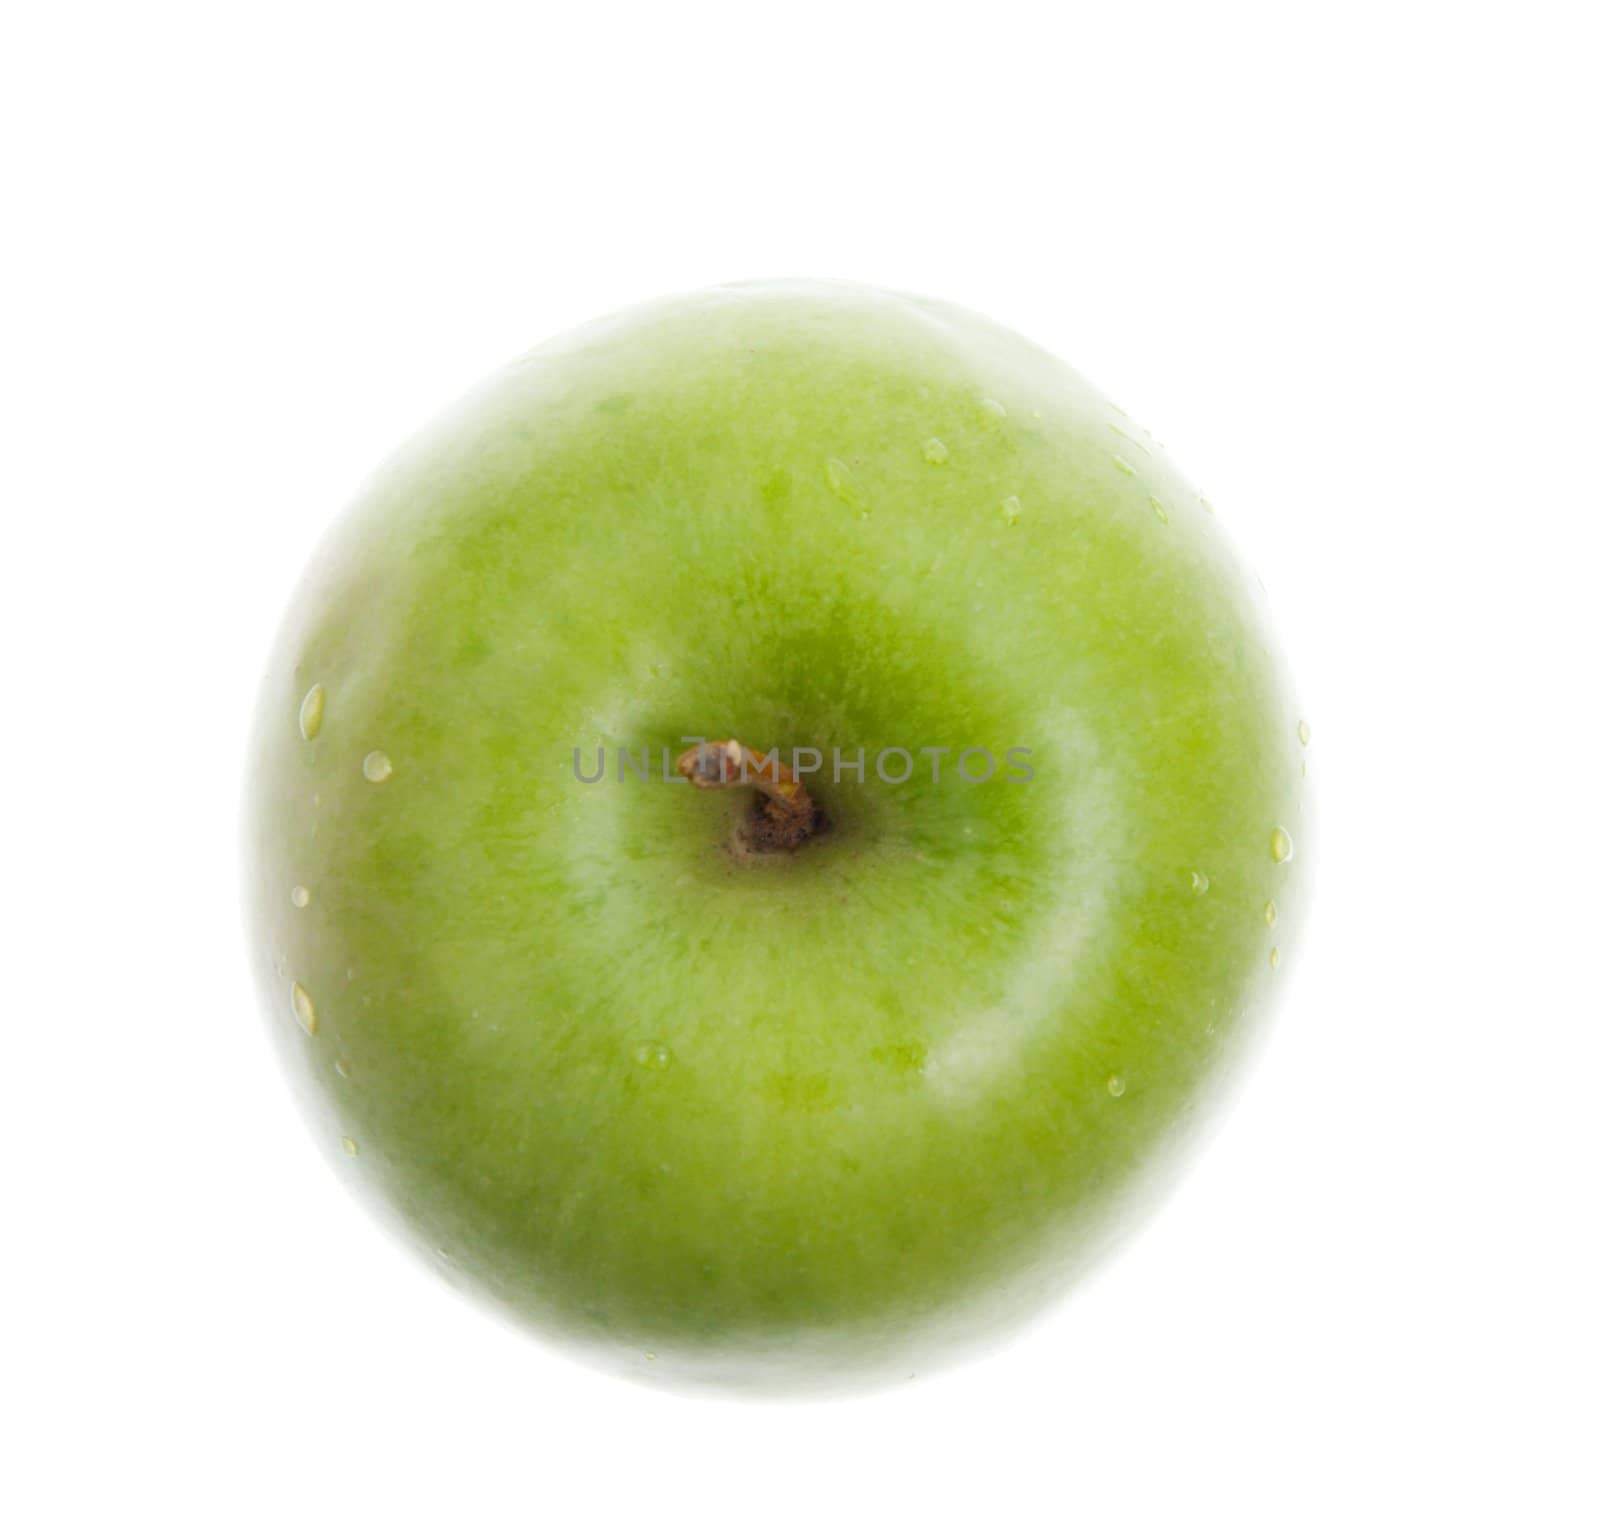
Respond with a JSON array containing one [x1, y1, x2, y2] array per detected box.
[[674, 739, 826, 854]]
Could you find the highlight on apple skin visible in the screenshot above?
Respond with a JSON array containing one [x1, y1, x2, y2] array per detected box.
[[243, 280, 1310, 1392]]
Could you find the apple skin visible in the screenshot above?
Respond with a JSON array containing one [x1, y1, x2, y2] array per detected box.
[[245, 281, 1308, 1392]]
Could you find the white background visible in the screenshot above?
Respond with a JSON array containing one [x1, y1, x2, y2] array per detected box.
[[5, 3, 1597, 1515]]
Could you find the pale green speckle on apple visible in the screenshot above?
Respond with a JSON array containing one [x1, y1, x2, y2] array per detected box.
[[244, 280, 1310, 1392]]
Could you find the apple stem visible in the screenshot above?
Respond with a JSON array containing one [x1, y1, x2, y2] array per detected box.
[[674, 739, 824, 852]]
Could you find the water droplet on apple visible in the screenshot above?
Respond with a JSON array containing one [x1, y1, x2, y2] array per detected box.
[[634, 1042, 672, 1069], [1191, 870, 1210, 894], [923, 437, 949, 465], [1270, 946, 1281, 969], [334, 1059, 349, 1079], [1270, 826, 1294, 863], [1199, 495, 1216, 514], [999, 495, 1022, 527], [341, 1136, 359, 1156], [298, 684, 325, 740], [1149, 495, 1169, 523], [290, 981, 317, 1036], [1111, 455, 1136, 476], [1107, 1075, 1126, 1097], [1297, 720, 1311, 746], [363, 750, 393, 783], [978, 398, 1007, 429], [290, 885, 310, 908], [824, 457, 867, 516], [1264, 899, 1278, 928]]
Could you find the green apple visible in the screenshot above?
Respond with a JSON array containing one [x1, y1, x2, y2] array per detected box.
[[245, 281, 1308, 1391]]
